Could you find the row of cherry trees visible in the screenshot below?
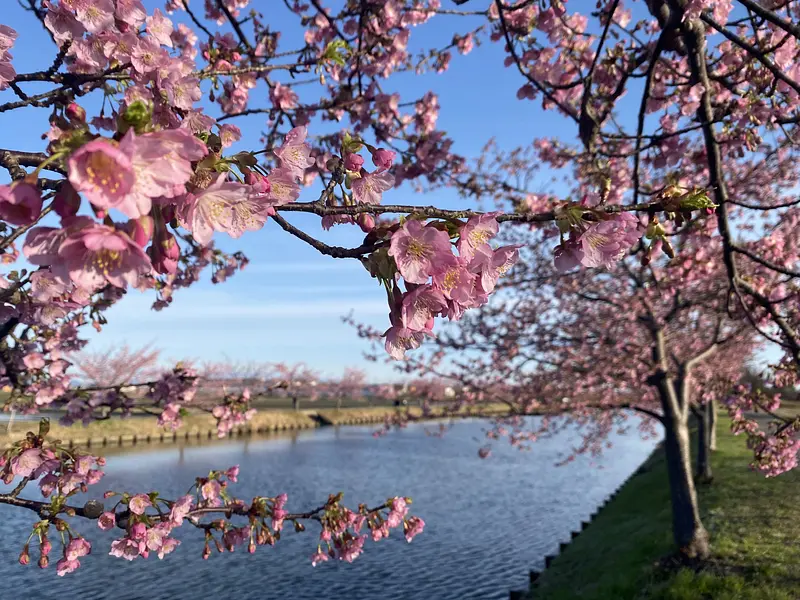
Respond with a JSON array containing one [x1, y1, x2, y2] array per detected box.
[[0, 0, 799, 576]]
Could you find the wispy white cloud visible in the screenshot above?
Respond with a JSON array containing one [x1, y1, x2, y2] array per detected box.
[[243, 261, 363, 274], [102, 288, 387, 322]]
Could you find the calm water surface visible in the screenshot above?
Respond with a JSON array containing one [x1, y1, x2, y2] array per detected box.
[[0, 419, 659, 599]]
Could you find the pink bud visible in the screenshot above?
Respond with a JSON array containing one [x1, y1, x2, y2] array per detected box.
[[66, 103, 86, 124], [248, 540, 256, 554], [38, 555, 48, 568], [371, 148, 396, 170], [40, 538, 52, 557], [53, 184, 81, 219], [18, 546, 29, 565], [128, 216, 154, 248], [92, 206, 106, 220], [149, 231, 181, 275], [356, 213, 375, 233], [344, 153, 364, 172], [232, 52, 241, 61]]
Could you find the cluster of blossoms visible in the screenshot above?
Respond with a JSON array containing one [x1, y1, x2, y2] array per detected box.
[[369, 213, 520, 359], [724, 384, 800, 477], [210, 388, 257, 437], [3, 418, 424, 574], [311, 495, 424, 566], [0, 24, 16, 90]]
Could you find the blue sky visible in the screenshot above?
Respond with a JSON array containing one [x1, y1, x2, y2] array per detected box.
[[2, 2, 777, 380], [2, 1, 585, 380]]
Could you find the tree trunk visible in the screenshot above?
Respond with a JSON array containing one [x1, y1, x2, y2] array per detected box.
[[336, 396, 342, 412], [292, 396, 299, 411], [708, 401, 717, 452], [694, 405, 713, 483], [662, 403, 710, 559]]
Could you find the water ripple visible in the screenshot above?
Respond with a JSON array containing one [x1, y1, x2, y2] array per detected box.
[[0, 418, 658, 600]]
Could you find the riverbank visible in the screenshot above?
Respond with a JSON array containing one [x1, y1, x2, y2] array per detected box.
[[526, 423, 800, 599], [0, 403, 515, 448]]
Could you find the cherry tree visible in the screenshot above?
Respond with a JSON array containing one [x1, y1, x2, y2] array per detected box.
[[1, 0, 799, 576], [70, 342, 162, 387], [326, 366, 366, 411]]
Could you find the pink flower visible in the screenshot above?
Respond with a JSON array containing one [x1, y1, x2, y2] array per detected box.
[[0, 25, 17, 89], [401, 286, 446, 331], [128, 493, 152, 515], [10, 449, 43, 477], [225, 465, 239, 482], [201, 479, 221, 504], [432, 256, 475, 303], [98, 511, 116, 531], [553, 238, 583, 272], [389, 220, 453, 284], [352, 170, 394, 205], [578, 214, 642, 268], [65, 538, 91, 561], [67, 139, 135, 210], [116, 0, 147, 28], [44, 5, 84, 45], [311, 549, 329, 567], [336, 535, 366, 563], [169, 495, 193, 527], [344, 153, 364, 172], [218, 124, 242, 149], [109, 538, 141, 561], [146, 8, 173, 47], [272, 126, 314, 179], [131, 38, 170, 74], [116, 129, 208, 219], [145, 524, 169, 552], [56, 558, 80, 576], [264, 168, 301, 205], [371, 148, 396, 171], [55, 224, 152, 291], [270, 82, 298, 110], [185, 174, 268, 245], [458, 214, 499, 262], [75, 0, 115, 34], [404, 516, 425, 542], [0, 182, 43, 226], [158, 537, 180, 559], [384, 326, 429, 360], [469, 245, 520, 294]]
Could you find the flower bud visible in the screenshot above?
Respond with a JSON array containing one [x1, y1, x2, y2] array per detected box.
[[371, 148, 396, 170], [40, 538, 52, 556], [356, 213, 375, 233], [128, 216, 154, 248], [53, 184, 81, 220], [19, 545, 30, 565], [248, 540, 256, 554], [344, 153, 364, 172], [120, 100, 153, 133], [66, 103, 86, 124], [38, 555, 49, 568]]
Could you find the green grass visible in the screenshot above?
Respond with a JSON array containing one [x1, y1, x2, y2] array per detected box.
[[530, 423, 800, 599]]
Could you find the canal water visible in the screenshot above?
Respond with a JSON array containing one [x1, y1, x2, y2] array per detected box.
[[0, 418, 659, 599]]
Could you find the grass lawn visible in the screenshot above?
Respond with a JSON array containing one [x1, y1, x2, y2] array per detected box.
[[529, 422, 800, 599]]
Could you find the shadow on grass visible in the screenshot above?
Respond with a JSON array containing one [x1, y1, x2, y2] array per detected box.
[[529, 422, 800, 600]]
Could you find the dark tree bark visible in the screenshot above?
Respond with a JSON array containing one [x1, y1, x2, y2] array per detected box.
[[649, 327, 711, 560], [692, 403, 714, 483]]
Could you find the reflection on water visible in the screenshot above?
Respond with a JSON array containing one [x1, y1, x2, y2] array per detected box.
[[0, 418, 660, 600]]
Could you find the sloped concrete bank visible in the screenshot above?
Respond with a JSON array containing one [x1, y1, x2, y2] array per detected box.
[[508, 441, 666, 600]]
